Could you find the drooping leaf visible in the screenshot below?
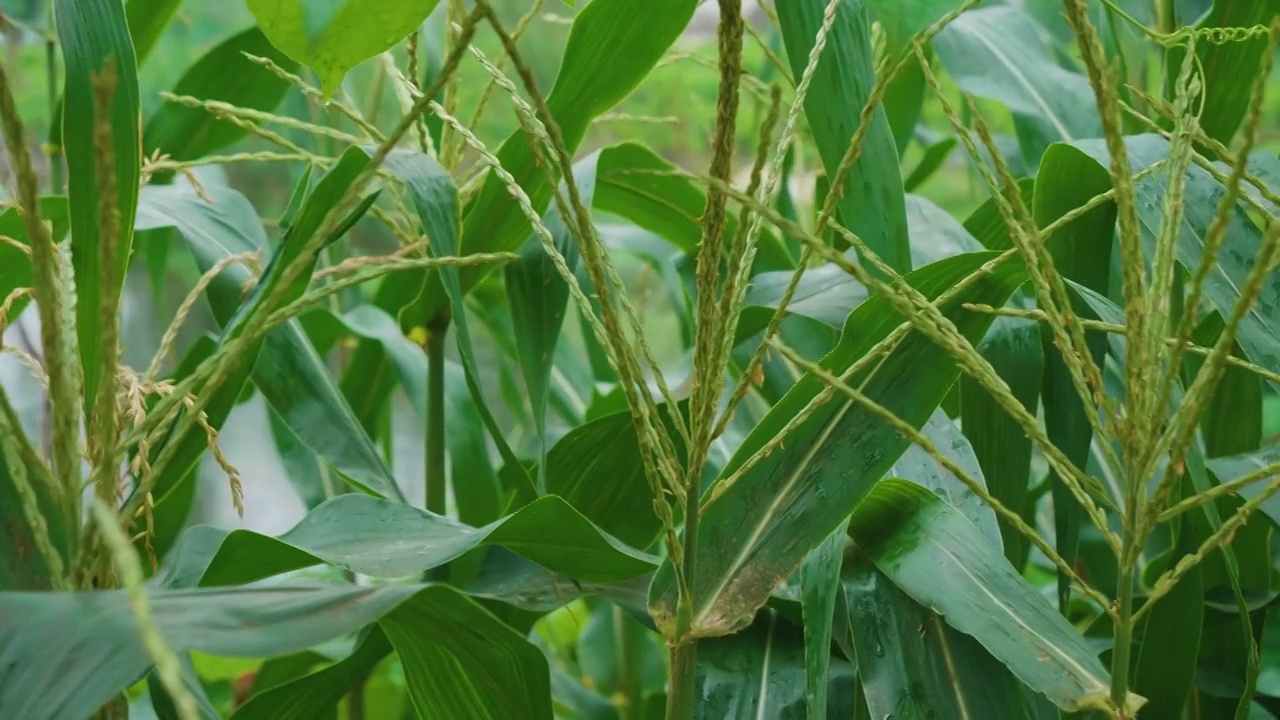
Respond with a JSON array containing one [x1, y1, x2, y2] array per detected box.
[[0, 583, 552, 720], [778, 0, 911, 274], [158, 493, 658, 589], [132, 163, 404, 524], [55, 0, 142, 411], [245, 0, 442, 95], [649, 251, 1027, 638], [933, 6, 1100, 165], [144, 27, 298, 170], [848, 479, 1141, 714]]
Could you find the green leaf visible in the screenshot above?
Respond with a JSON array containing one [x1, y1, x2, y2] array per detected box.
[[797, 520, 848, 720], [133, 172, 405, 512], [55, 0, 142, 411], [158, 493, 658, 589], [933, 6, 1099, 164], [245, 0, 442, 95], [0, 383, 70, 591], [0, 583, 552, 720], [883, 41, 928, 153], [848, 479, 1140, 714], [903, 136, 957, 192], [589, 143, 793, 271], [867, 0, 967, 57], [125, 0, 182, 64], [1034, 140, 1116, 611], [963, 177, 1035, 250], [576, 598, 666, 703], [838, 556, 1031, 719], [1167, 0, 1280, 145], [233, 627, 390, 720], [1133, 514, 1204, 720], [0, 197, 69, 324], [1066, 135, 1280, 386], [961, 313, 1044, 567], [1191, 312, 1263, 458], [778, 0, 911, 274], [694, 611, 858, 718], [541, 404, 684, 550], [648, 251, 1027, 638], [391, 0, 699, 336], [376, 148, 536, 505], [505, 193, 582, 492], [144, 27, 298, 169]]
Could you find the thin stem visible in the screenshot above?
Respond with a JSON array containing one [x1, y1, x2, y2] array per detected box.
[[425, 322, 447, 516]]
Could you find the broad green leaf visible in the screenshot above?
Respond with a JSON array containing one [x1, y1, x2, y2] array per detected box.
[[797, 519, 848, 720], [145, 27, 298, 169], [0, 384, 70, 591], [649, 251, 1027, 638], [843, 406, 1027, 718], [245, 0, 442, 95], [55, 0, 142, 411], [125, 0, 182, 64], [1167, 0, 1280, 145], [1034, 140, 1116, 611], [1206, 446, 1280, 531], [158, 493, 658, 589], [694, 611, 858, 718], [961, 313, 1043, 567], [848, 479, 1140, 714], [376, 148, 536, 505], [933, 6, 1099, 164], [541, 404, 683, 550], [867, 0, 967, 57], [838, 556, 1030, 719], [779, 0, 910, 274], [0, 583, 551, 720], [0, 197, 69, 324], [133, 170, 404, 514]]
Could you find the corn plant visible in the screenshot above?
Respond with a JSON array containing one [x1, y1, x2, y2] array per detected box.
[[3, 0, 1280, 717]]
